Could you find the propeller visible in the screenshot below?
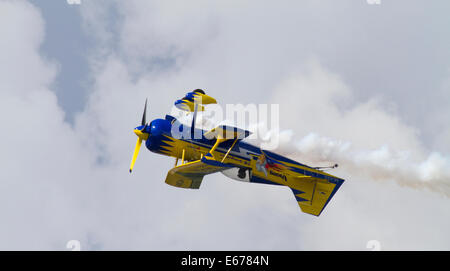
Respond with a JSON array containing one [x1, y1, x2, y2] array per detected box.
[[129, 99, 149, 173], [141, 98, 147, 126]]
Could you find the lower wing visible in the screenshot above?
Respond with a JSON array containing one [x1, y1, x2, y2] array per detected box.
[[165, 155, 234, 189]]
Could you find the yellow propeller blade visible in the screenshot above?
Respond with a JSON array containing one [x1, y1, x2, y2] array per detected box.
[[129, 138, 142, 173]]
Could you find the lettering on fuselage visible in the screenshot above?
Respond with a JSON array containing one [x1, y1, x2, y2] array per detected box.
[[269, 170, 287, 181]]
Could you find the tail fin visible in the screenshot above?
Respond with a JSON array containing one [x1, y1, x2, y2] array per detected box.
[[174, 89, 217, 112], [290, 176, 344, 216], [260, 150, 344, 216]]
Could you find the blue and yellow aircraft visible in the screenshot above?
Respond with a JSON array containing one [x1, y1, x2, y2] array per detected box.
[[129, 89, 344, 216]]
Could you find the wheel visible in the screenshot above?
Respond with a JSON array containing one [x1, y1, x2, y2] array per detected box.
[[237, 168, 246, 179]]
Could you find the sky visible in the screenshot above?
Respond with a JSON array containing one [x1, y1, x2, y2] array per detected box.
[[0, 0, 449, 250]]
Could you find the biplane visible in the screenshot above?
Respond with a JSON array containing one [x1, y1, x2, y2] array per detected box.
[[129, 89, 344, 216]]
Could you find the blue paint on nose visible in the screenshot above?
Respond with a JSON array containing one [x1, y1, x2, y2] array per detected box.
[[145, 118, 173, 152], [149, 118, 171, 136]]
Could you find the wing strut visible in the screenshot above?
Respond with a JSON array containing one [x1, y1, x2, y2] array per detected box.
[[181, 148, 185, 164], [209, 137, 227, 159], [221, 138, 239, 162]]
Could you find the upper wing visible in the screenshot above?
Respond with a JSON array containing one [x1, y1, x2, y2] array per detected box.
[[165, 155, 234, 189]]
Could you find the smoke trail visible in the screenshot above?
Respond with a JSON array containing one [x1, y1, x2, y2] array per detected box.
[[284, 132, 450, 197]]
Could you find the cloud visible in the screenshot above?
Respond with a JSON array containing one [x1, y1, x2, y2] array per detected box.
[[243, 61, 450, 249], [0, 0, 95, 249], [0, 0, 55, 96], [75, 1, 450, 250], [262, 61, 450, 197]]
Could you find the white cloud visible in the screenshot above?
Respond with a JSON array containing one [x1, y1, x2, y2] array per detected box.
[[75, 1, 450, 250], [0, 0, 94, 249], [264, 61, 450, 198], [0, 0, 55, 96]]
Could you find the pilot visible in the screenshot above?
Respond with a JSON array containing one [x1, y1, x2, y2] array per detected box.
[[255, 154, 268, 176]]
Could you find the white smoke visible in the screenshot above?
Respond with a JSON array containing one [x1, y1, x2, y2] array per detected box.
[[289, 133, 450, 197]]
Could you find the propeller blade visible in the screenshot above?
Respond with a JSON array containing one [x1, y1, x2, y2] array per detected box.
[[129, 138, 142, 173], [141, 98, 147, 126]]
